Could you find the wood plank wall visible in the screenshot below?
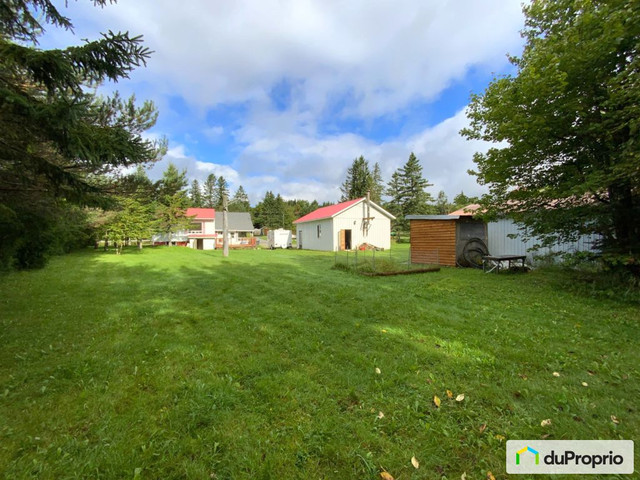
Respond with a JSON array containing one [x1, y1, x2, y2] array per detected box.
[[409, 220, 457, 266]]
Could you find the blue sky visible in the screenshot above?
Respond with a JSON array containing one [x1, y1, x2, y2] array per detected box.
[[42, 0, 525, 205]]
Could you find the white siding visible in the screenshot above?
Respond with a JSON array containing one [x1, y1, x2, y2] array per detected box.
[[487, 219, 600, 263], [203, 219, 216, 235], [333, 202, 391, 250], [296, 219, 334, 251]]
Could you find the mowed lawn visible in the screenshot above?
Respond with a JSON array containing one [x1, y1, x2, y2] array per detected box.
[[0, 246, 638, 479]]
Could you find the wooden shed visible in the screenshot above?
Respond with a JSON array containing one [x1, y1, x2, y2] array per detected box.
[[406, 215, 487, 267]]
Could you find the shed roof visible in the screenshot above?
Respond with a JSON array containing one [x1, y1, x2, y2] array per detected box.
[[294, 197, 395, 224], [406, 215, 460, 221], [448, 204, 481, 216], [214, 212, 254, 232], [186, 208, 216, 220]]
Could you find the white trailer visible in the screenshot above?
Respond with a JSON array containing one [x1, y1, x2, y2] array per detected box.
[[267, 229, 292, 249]]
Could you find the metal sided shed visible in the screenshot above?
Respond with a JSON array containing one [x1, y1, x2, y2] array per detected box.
[[406, 215, 488, 267]]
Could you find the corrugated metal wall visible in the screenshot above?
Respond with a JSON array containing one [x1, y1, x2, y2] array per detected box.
[[487, 219, 600, 263], [410, 220, 456, 266]]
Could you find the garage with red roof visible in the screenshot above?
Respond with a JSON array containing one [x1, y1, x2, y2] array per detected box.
[[294, 197, 395, 251]]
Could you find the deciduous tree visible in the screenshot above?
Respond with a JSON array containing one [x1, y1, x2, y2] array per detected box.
[[462, 0, 640, 271]]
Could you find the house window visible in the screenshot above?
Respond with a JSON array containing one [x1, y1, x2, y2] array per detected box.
[[317, 224, 322, 238]]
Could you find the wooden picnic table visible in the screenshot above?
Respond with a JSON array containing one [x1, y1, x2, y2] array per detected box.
[[482, 255, 526, 273]]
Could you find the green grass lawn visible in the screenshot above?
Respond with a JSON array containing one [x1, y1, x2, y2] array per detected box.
[[0, 246, 638, 479]]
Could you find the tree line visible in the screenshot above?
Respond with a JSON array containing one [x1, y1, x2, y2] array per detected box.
[[4, 1, 636, 274], [338, 154, 478, 232]]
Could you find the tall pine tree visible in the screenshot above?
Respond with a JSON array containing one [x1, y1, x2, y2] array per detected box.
[[189, 180, 203, 207], [154, 164, 190, 245], [229, 185, 250, 212], [370, 162, 384, 203], [385, 153, 433, 231], [214, 176, 229, 210], [340, 156, 372, 201], [0, 0, 163, 268], [202, 174, 217, 208]]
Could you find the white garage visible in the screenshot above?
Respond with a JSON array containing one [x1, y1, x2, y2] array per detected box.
[[294, 197, 395, 251]]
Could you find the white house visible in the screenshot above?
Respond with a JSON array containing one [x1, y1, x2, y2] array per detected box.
[[213, 212, 256, 248], [152, 208, 256, 250], [294, 197, 395, 251], [185, 208, 217, 250]]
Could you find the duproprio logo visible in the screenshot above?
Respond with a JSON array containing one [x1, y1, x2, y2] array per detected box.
[[506, 440, 634, 474], [516, 446, 539, 465]]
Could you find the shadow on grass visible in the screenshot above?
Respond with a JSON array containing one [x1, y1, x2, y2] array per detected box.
[[1, 246, 638, 479]]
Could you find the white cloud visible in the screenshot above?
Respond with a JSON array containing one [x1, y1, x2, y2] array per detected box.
[[51, 0, 521, 205], [148, 144, 240, 186], [68, 0, 524, 116], [219, 107, 489, 204], [203, 126, 224, 140]]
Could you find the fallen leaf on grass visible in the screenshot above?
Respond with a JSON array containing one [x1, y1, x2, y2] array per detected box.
[[461, 473, 467, 480], [541, 419, 552, 427], [587, 370, 595, 376], [377, 411, 385, 419], [446, 390, 453, 398], [582, 382, 589, 387], [518, 373, 528, 380], [456, 394, 465, 402], [411, 456, 419, 469], [375, 367, 381, 375], [433, 395, 441, 408], [380, 471, 394, 480], [611, 415, 620, 424], [495, 434, 505, 441], [479, 423, 487, 433], [381, 329, 388, 333], [487, 472, 496, 480], [553, 372, 560, 377]]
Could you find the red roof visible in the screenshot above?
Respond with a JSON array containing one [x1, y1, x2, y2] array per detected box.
[[186, 208, 215, 220], [448, 204, 481, 216], [294, 198, 363, 224]]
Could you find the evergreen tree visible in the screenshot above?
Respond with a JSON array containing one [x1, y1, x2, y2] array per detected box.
[[156, 163, 187, 202], [462, 0, 640, 270], [399, 153, 433, 215], [385, 153, 433, 231], [384, 171, 403, 217], [229, 185, 250, 212], [214, 176, 229, 210], [370, 162, 384, 203], [0, 0, 163, 268], [154, 164, 190, 245], [253, 191, 286, 228], [434, 190, 451, 215], [340, 156, 372, 201], [202, 174, 217, 208], [189, 180, 203, 207]]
